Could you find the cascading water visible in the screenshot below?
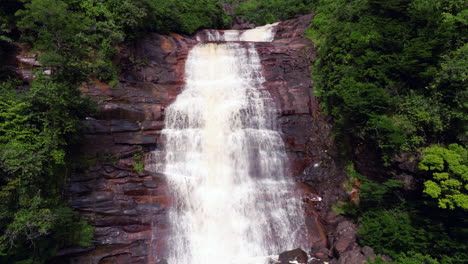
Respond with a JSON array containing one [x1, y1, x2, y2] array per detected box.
[[162, 23, 308, 264]]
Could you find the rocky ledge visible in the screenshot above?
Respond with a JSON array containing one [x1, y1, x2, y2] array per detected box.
[[10, 14, 369, 264]]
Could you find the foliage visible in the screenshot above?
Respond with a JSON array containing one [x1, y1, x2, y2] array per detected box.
[[392, 252, 441, 264], [308, 0, 468, 158], [357, 194, 468, 262], [369, 251, 468, 264], [338, 166, 467, 262], [14, 0, 229, 83], [133, 153, 144, 173], [344, 164, 405, 212], [145, 0, 230, 34], [16, 0, 141, 83], [359, 210, 424, 258], [232, 0, 315, 25], [419, 144, 468, 209], [0, 77, 95, 263], [15, 0, 92, 82], [369, 252, 442, 264]]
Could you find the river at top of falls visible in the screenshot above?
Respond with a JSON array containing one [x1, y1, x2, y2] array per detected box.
[[161, 23, 308, 264]]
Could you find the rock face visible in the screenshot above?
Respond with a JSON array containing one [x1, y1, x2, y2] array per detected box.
[[278, 248, 308, 264], [21, 14, 363, 264], [278, 248, 309, 264]]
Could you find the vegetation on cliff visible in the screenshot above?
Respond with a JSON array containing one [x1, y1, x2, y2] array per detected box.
[[308, 0, 467, 158], [305, 0, 467, 262], [231, 0, 315, 25]]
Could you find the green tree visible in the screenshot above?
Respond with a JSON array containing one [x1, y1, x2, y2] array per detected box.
[[0, 77, 95, 263], [419, 144, 468, 210], [308, 0, 467, 157], [15, 0, 91, 82], [234, 0, 315, 25], [145, 0, 230, 34]]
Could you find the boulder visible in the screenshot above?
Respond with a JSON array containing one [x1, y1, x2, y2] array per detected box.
[[361, 246, 376, 261], [278, 248, 308, 264], [331, 249, 367, 264], [333, 221, 358, 255]]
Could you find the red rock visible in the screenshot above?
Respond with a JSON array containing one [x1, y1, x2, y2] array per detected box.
[[278, 248, 308, 264], [333, 221, 358, 255]]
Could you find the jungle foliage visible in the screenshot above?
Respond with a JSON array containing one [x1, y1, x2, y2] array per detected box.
[[341, 165, 467, 263], [230, 0, 315, 25], [307, 0, 467, 262], [0, 76, 95, 263], [307, 0, 467, 158]]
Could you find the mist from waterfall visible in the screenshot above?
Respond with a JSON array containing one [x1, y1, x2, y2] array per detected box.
[[162, 23, 308, 264]]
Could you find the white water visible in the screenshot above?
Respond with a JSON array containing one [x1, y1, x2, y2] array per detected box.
[[162, 24, 307, 264], [196, 23, 279, 42]]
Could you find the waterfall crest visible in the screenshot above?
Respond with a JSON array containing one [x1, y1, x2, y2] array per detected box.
[[162, 23, 308, 264]]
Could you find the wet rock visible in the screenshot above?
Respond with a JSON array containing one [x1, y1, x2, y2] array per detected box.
[[99, 103, 147, 121], [361, 246, 376, 261], [129, 240, 148, 257], [55, 247, 95, 257], [313, 247, 331, 262], [114, 133, 158, 145], [136, 203, 162, 214], [232, 17, 256, 30], [309, 259, 325, 264], [143, 180, 158, 188], [103, 165, 115, 173], [331, 248, 366, 264], [333, 221, 358, 255], [99, 253, 131, 264], [69, 179, 108, 195], [84, 119, 111, 134], [103, 170, 130, 179], [274, 14, 314, 41], [278, 248, 308, 264], [141, 121, 165, 131], [72, 172, 101, 182], [122, 183, 148, 196]]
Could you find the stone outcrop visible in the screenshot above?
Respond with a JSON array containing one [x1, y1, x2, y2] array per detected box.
[[10, 13, 366, 264], [278, 248, 308, 264]]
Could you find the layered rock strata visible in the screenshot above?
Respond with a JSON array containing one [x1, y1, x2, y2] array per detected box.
[[11, 14, 365, 264]]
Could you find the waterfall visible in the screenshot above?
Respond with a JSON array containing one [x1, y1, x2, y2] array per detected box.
[[161, 23, 308, 264]]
